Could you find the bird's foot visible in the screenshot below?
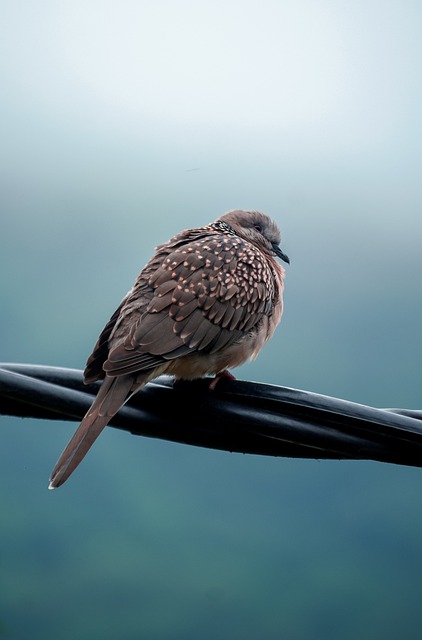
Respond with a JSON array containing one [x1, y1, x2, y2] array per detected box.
[[208, 369, 236, 391], [172, 370, 236, 391]]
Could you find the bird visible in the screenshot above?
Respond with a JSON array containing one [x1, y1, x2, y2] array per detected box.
[[49, 209, 289, 489]]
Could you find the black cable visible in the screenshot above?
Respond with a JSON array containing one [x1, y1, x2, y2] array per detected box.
[[1, 362, 422, 467]]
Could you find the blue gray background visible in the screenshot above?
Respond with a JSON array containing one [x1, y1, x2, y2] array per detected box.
[[1, 1, 422, 638]]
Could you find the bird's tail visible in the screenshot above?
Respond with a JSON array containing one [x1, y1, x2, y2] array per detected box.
[[48, 375, 134, 489]]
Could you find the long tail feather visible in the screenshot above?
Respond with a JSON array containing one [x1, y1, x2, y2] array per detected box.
[[49, 375, 134, 489]]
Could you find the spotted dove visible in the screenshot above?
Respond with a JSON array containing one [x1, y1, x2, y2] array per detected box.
[[49, 210, 289, 488]]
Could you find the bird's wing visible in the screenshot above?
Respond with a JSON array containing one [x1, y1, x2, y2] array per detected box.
[[102, 234, 276, 377], [83, 298, 128, 383]]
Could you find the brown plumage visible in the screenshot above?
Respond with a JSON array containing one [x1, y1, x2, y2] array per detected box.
[[49, 210, 289, 489]]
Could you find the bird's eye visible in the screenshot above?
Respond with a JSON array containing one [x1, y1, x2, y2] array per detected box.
[[253, 223, 263, 233]]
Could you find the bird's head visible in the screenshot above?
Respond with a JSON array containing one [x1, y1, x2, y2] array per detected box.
[[216, 210, 290, 264]]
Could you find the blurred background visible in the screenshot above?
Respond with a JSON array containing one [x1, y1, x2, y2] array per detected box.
[[1, 1, 422, 638]]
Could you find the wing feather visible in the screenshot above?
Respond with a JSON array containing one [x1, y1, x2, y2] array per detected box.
[[97, 232, 276, 377]]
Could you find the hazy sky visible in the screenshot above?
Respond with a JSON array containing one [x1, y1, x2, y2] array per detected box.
[[2, 0, 421, 154]]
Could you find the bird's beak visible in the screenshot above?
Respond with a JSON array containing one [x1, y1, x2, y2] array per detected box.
[[272, 243, 290, 264]]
